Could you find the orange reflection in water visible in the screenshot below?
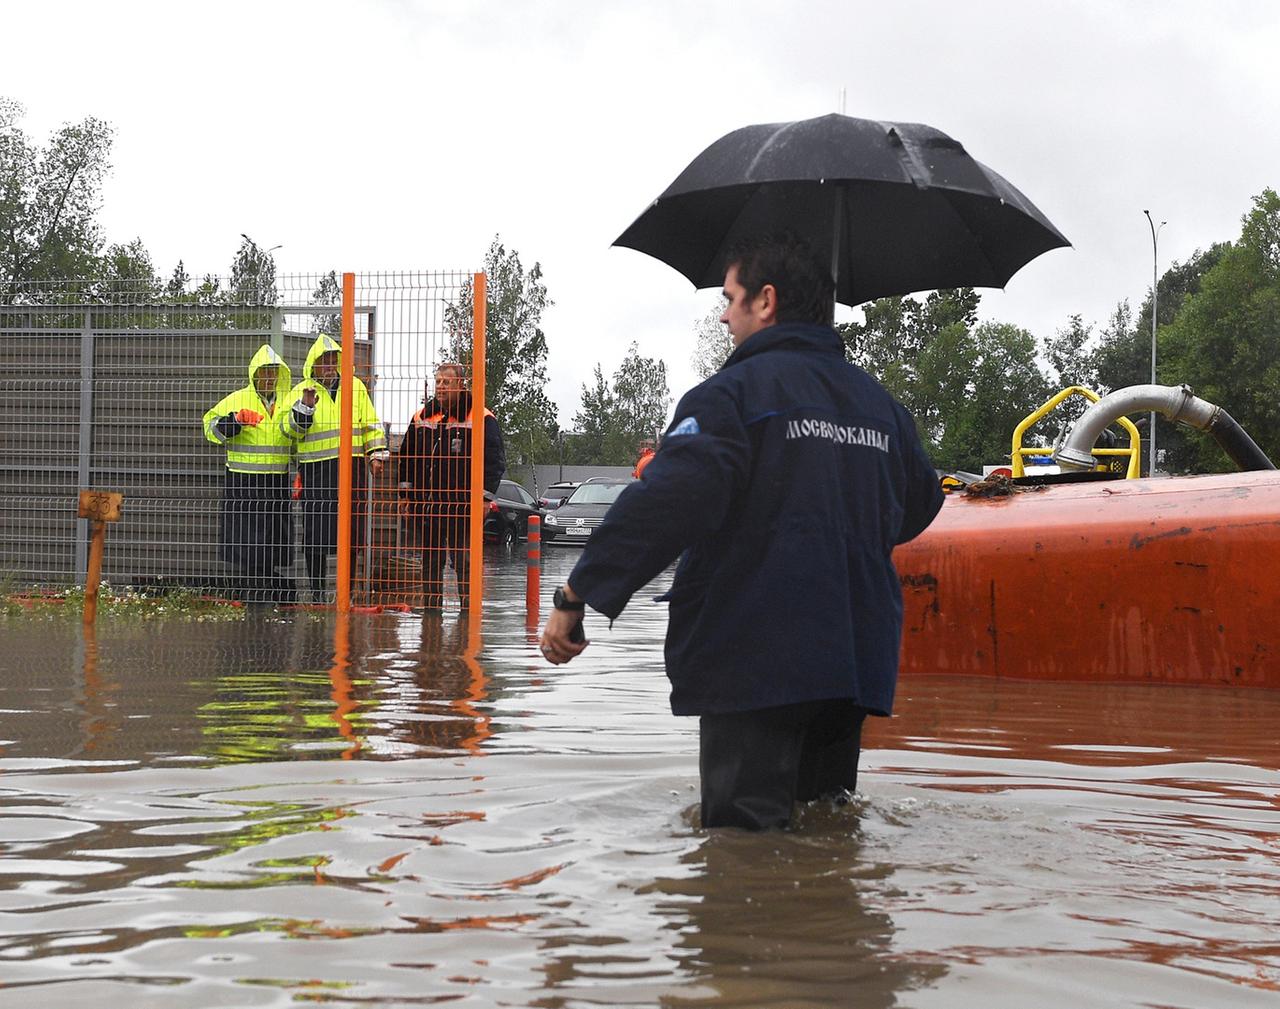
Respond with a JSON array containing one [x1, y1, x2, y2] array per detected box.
[[328, 617, 360, 759], [452, 616, 491, 755], [872, 674, 1280, 768]]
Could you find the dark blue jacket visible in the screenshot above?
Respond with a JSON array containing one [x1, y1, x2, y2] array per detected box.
[[569, 322, 943, 717]]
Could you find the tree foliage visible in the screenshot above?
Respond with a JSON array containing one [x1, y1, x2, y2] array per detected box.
[[1160, 189, 1280, 472], [837, 288, 1044, 471], [231, 234, 278, 306], [0, 97, 115, 301], [568, 364, 616, 464], [691, 297, 732, 379], [96, 237, 160, 294], [568, 343, 671, 465], [310, 270, 341, 336], [918, 321, 1048, 472], [444, 236, 558, 465], [1081, 245, 1228, 399], [611, 341, 671, 447]]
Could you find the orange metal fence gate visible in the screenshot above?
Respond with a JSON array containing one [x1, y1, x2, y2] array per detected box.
[[333, 271, 488, 617]]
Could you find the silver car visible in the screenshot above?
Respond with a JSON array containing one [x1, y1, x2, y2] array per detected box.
[[541, 478, 633, 545]]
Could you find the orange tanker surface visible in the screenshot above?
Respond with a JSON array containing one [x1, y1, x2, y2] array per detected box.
[[892, 470, 1280, 688]]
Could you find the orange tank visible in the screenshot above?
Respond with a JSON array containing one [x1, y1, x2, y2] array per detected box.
[[892, 471, 1280, 687]]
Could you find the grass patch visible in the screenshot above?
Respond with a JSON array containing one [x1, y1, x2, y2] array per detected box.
[[2, 583, 250, 621]]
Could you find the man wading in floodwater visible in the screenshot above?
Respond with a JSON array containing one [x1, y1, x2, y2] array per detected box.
[[539, 232, 943, 830]]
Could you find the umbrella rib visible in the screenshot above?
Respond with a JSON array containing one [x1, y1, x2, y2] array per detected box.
[[743, 122, 798, 181]]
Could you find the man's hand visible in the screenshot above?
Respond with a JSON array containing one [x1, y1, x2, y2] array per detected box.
[[540, 607, 588, 664], [369, 456, 385, 477], [397, 496, 411, 518], [301, 387, 318, 408], [235, 408, 264, 426]]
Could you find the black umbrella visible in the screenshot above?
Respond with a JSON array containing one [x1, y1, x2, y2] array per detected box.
[[613, 113, 1069, 306]]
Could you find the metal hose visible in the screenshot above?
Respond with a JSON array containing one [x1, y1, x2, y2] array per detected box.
[[1054, 384, 1275, 473]]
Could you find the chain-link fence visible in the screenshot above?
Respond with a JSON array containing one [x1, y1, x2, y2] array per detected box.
[[0, 271, 485, 610]]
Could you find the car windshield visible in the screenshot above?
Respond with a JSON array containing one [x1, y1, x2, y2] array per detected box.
[[568, 482, 628, 505]]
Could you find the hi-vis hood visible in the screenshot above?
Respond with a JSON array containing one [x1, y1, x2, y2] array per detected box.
[[249, 343, 292, 398], [302, 333, 342, 381]]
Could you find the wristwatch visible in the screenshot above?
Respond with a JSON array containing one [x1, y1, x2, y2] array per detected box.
[[552, 586, 585, 612]]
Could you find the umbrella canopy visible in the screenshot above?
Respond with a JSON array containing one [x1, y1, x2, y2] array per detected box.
[[614, 113, 1069, 306]]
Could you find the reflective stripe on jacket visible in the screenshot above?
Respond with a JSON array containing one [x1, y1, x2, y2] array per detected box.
[[202, 344, 293, 475], [277, 334, 386, 464], [396, 393, 506, 499], [411, 405, 497, 429]]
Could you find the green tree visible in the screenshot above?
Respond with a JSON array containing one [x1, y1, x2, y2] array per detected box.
[[0, 97, 114, 301], [1088, 301, 1138, 392], [310, 270, 341, 336], [95, 237, 161, 296], [691, 298, 731, 379], [1043, 314, 1096, 391], [567, 345, 671, 466], [915, 321, 1048, 472], [611, 341, 670, 452], [165, 259, 191, 298], [568, 365, 617, 464], [1085, 246, 1227, 398], [231, 234, 278, 306], [1161, 189, 1280, 472], [838, 288, 980, 411], [837, 288, 1037, 470], [444, 237, 558, 465]]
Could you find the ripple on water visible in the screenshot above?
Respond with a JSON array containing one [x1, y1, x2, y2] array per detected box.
[[0, 551, 1277, 1005]]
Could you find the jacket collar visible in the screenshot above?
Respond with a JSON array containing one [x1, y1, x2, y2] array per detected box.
[[722, 322, 845, 369], [417, 392, 474, 423]]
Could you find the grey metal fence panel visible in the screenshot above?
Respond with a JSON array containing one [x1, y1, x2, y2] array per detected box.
[[1, 273, 471, 602]]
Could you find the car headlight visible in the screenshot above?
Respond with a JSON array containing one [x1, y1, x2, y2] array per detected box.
[[544, 513, 558, 526]]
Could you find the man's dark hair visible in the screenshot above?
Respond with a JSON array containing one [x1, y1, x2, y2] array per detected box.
[[724, 231, 835, 325]]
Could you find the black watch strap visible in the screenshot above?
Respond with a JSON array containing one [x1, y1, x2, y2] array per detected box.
[[553, 586, 585, 611]]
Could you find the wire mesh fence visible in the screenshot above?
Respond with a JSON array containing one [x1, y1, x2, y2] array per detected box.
[[0, 271, 484, 610]]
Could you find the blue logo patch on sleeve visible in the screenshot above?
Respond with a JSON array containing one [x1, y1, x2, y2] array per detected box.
[[668, 416, 700, 437]]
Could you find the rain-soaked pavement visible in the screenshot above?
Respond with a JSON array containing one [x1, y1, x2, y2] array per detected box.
[[1, 547, 1278, 1007]]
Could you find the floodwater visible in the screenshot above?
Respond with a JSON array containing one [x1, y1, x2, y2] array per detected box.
[[1, 549, 1277, 1008]]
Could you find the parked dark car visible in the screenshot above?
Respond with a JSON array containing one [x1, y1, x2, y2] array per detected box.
[[538, 481, 580, 510], [484, 479, 544, 545], [542, 477, 633, 546]]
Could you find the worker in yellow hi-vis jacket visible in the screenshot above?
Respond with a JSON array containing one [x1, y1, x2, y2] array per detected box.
[[278, 334, 388, 601], [203, 344, 295, 602]]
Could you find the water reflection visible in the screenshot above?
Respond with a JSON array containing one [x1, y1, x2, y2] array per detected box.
[[0, 609, 503, 767], [0, 550, 1277, 1005], [644, 824, 945, 1007]]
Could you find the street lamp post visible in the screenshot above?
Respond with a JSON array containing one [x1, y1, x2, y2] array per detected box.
[[1143, 210, 1166, 476]]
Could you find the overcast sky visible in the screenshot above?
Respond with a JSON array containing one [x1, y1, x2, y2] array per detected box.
[[6, 0, 1279, 426]]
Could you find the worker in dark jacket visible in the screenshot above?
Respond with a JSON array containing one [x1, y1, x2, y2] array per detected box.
[[397, 362, 505, 609], [540, 232, 944, 830]]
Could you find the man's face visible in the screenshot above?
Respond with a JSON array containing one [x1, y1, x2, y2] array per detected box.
[[720, 265, 773, 347], [434, 367, 464, 409], [314, 352, 339, 382], [254, 365, 279, 396]]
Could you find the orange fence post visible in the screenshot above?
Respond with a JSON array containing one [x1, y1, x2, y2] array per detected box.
[[525, 515, 540, 631], [336, 272, 355, 613], [468, 272, 487, 619]]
